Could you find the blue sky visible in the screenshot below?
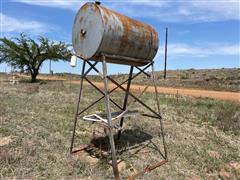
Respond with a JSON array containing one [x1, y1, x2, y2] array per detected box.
[[0, 0, 239, 74]]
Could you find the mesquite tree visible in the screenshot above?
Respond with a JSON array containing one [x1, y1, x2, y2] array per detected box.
[[0, 34, 71, 82]]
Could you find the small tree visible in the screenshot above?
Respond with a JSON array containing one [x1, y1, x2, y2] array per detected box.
[[0, 34, 71, 82]]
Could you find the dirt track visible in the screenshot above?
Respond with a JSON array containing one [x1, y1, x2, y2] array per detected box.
[[22, 75, 240, 102], [78, 81, 239, 103]]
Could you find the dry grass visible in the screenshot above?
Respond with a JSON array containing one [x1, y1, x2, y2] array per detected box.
[[214, 103, 240, 135], [0, 79, 239, 179]]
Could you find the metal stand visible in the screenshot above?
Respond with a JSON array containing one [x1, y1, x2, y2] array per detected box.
[[70, 54, 167, 179]]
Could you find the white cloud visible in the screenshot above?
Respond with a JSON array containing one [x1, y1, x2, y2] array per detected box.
[[13, 0, 239, 23], [14, 0, 166, 9], [0, 13, 54, 35], [156, 43, 240, 58], [13, 0, 86, 11], [119, 1, 239, 23]]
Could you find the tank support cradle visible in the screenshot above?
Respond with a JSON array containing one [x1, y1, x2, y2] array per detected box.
[[70, 54, 168, 180]]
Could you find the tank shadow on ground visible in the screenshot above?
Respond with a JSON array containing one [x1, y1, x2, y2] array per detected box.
[[77, 129, 166, 161], [72, 128, 166, 168], [91, 129, 153, 152]]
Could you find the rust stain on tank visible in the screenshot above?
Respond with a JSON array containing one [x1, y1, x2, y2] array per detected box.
[[79, 16, 84, 23], [81, 3, 89, 11], [103, 14, 108, 23], [119, 15, 153, 59], [99, 5, 155, 59], [101, 6, 112, 24]]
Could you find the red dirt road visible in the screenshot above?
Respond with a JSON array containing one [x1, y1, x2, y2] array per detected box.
[[68, 80, 239, 103], [20, 75, 240, 103]]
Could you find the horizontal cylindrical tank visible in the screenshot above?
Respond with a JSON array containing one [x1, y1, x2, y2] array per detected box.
[[72, 2, 159, 66]]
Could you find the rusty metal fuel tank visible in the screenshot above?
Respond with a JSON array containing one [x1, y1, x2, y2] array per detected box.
[[72, 2, 159, 66]]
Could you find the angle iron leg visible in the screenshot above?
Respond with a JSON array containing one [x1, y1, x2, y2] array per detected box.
[[70, 61, 86, 153], [117, 65, 134, 140], [127, 62, 168, 179], [102, 55, 120, 179], [151, 63, 167, 160]]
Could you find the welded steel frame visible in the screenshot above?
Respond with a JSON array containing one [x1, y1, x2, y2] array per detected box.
[[70, 54, 168, 180]]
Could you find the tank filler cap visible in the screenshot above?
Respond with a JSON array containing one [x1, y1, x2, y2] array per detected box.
[[95, 1, 101, 5]]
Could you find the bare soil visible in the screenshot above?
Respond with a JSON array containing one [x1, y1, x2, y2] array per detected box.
[[31, 75, 240, 102], [79, 81, 240, 103]]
